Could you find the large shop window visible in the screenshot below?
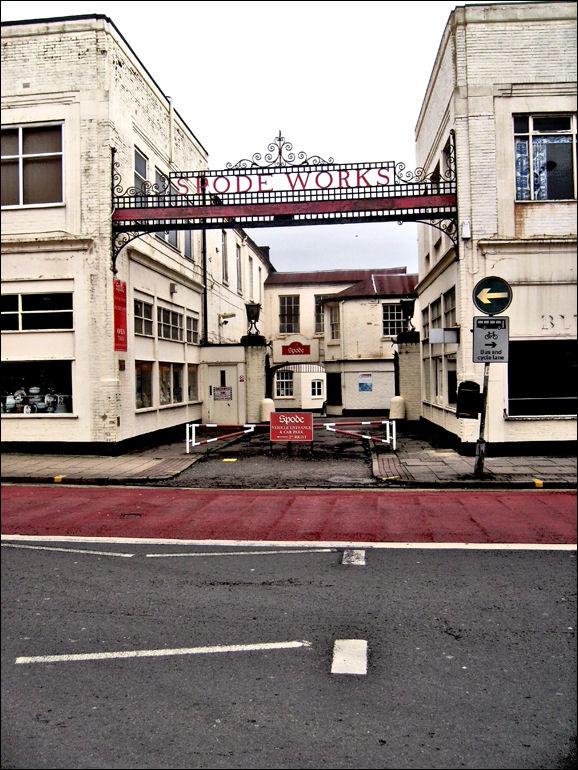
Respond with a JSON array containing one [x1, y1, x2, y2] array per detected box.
[[159, 363, 184, 406], [514, 114, 576, 201], [1, 293, 73, 330], [508, 340, 577, 416], [1, 123, 63, 207], [135, 361, 153, 409], [1, 360, 73, 414]]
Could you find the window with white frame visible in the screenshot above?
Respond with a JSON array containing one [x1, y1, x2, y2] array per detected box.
[[430, 298, 442, 329], [1, 292, 73, 330], [221, 231, 229, 284], [134, 299, 153, 336], [434, 357, 444, 399], [311, 379, 323, 397], [422, 358, 431, 401], [134, 147, 147, 192], [157, 307, 183, 341], [186, 314, 199, 344], [236, 243, 243, 293], [159, 362, 183, 405], [329, 304, 340, 340], [315, 295, 328, 334], [1, 123, 63, 207], [248, 256, 254, 300], [382, 304, 405, 336], [184, 230, 193, 260], [279, 295, 300, 334], [443, 287, 456, 328], [421, 308, 430, 340], [275, 370, 294, 398], [447, 357, 457, 404], [514, 114, 576, 201]]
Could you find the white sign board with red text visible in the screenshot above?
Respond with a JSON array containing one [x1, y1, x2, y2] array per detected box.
[[270, 412, 314, 442]]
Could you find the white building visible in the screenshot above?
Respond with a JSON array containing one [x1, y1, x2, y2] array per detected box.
[[415, 1, 576, 452], [1, 15, 273, 449], [263, 268, 418, 415]]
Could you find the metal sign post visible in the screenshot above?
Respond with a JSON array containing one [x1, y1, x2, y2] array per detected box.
[[472, 277, 512, 477]]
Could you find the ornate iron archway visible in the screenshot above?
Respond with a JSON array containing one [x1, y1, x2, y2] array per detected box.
[[111, 130, 457, 274]]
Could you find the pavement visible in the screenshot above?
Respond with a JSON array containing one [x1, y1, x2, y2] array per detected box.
[[1, 419, 576, 489]]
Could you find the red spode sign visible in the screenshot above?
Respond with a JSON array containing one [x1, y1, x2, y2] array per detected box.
[[270, 412, 314, 442], [281, 341, 311, 356]]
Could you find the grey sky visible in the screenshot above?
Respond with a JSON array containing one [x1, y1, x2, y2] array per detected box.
[[1, 1, 515, 273]]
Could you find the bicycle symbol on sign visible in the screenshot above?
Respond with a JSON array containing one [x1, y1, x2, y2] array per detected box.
[[485, 332, 499, 340]]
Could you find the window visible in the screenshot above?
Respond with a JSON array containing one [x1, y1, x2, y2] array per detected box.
[[134, 148, 147, 192], [329, 305, 340, 340], [382, 304, 405, 336], [421, 308, 430, 340], [443, 287, 456, 328], [135, 361, 153, 409], [236, 243, 243, 293], [186, 314, 199, 344], [434, 357, 443, 399], [430, 298, 442, 329], [157, 307, 183, 341], [447, 357, 457, 404], [508, 340, 576, 415], [279, 295, 300, 334], [422, 358, 431, 401], [275, 370, 294, 398], [159, 362, 184, 405], [155, 170, 179, 249], [1, 293, 73, 331], [315, 295, 328, 334], [1, 123, 63, 207], [1, 360, 73, 414], [187, 364, 199, 402], [311, 379, 323, 397], [221, 231, 229, 284], [134, 299, 153, 336], [514, 114, 576, 201], [248, 256, 254, 300], [184, 230, 193, 260]]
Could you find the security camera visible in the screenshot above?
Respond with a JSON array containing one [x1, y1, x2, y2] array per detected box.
[[222, 319, 228, 326]]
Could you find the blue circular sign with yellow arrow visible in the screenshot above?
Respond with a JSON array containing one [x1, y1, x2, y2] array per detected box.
[[472, 275, 513, 315]]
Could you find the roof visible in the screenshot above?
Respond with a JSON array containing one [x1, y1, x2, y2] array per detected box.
[[264, 267, 407, 286], [329, 273, 418, 299]]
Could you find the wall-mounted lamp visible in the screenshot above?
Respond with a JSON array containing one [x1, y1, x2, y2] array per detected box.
[[245, 302, 261, 335], [400, 298, 416, 331], [169, 282, 177, 295]]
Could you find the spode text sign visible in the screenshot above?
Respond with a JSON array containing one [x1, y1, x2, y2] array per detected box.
[[173, 162, 394, 197], [282, 342, 311, 356], [270, 412, 314, 443]]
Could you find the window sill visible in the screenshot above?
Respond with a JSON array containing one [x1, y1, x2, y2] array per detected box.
[[2, 413, 78, 418], [503, 412, 576, 421]]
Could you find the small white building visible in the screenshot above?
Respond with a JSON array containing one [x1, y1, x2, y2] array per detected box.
[[415, 1, 576, 452], [263, 268, 418, 415]]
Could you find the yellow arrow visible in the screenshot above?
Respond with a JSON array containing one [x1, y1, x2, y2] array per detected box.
[[477, 288, 509, 304]]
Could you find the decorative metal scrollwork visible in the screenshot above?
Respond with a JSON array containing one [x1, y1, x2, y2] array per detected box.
[[112, 158, 170, 197], [394, 129, 456, 185], [227, 131, 334, 169], [112, 231, 145, 275]]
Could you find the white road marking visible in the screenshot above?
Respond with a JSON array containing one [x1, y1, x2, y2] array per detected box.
[[145, 548, 334, 558], [1, 543, 134, 558], [331, 639, 368, 675], [341, 549, 366, 565], [16, 639, 312, 665], [3, 535, 574, 550]]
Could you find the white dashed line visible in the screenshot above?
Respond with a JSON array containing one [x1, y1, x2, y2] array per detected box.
[[16, 640, 312, 665], [1, 543, 134, 558], [331, 639, 368, 675]]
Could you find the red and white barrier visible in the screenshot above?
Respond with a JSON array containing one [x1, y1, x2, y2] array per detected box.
[[322, 420, 396, 450], [186, 423, 257, 453]]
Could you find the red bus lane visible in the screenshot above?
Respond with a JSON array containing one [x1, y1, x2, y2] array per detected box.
[[1, 486, 576, 544]]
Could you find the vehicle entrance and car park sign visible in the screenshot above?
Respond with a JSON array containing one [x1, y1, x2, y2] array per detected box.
[[270, 412, 314, 443]]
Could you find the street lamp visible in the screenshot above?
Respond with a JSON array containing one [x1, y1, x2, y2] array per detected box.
[[245, 302, 261, 335]]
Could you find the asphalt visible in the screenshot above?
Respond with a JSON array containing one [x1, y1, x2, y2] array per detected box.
[[1, 419, 576, 489]]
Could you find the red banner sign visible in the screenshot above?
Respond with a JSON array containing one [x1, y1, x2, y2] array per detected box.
[[281, 341, 311, 356], [113, 279, 127, 351], [270, 412, 314, 443]]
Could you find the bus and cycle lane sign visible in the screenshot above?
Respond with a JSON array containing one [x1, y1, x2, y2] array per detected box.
[[473, 316, 509, 363]]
